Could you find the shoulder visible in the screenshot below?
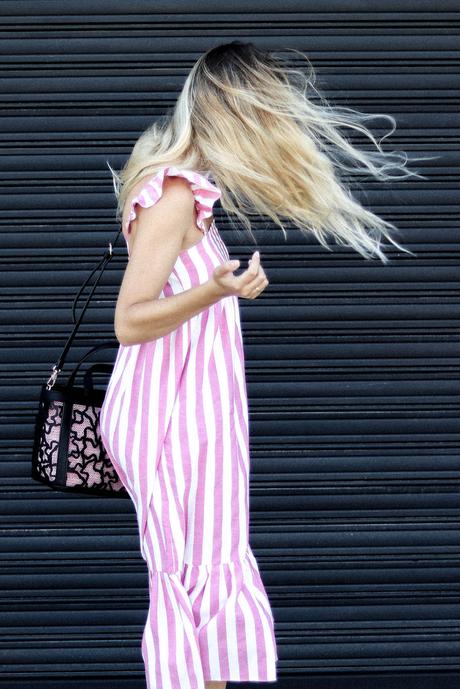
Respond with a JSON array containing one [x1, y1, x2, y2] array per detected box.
[[122, 170, 195, 233], [161, 174, 197, 204], [129, 171, 195, 203]]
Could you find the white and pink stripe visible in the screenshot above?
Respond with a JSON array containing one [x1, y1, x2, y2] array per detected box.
[[100, 167, 278, 687]]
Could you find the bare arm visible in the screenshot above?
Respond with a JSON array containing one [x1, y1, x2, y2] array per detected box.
[[114, 176, 269, 347], [118, 280, 230, 345]]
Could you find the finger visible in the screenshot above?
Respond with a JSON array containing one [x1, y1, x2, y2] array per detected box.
[[243, 274, 268, 298], [238, 251, 261, 286], [248, 250, 260, 271], [216, 258, 240, 276], [241, 266, 266, 290], [249, 285, 264, 299], [251, 277, 268, 294]]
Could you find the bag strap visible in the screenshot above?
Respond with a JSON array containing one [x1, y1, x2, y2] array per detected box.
[[65, 342, 121, 389], [46, 225, 124, 390]]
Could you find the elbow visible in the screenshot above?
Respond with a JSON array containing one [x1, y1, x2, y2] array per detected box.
[[114, 309, 133, 347], [115, 325, 139, 347], [115, 332, 129, 347], [115, 318, 136, 347], [114, 326, 130, 347], [114, 306, 160, 346]]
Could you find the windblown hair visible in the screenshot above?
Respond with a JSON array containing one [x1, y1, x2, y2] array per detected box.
[[108, 40, 434, 263]]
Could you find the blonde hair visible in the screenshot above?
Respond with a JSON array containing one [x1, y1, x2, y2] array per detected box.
[[108, 41, 436, 263]]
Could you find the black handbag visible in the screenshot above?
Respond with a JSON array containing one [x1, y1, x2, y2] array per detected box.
[[31, 225, 131, 498]]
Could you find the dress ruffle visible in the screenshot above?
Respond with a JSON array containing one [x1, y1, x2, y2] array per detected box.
[[124, 165, 221, 236], [142, 547, 278, 687]]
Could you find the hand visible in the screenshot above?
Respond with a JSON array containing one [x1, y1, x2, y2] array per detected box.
[[209, 250, 269, 299]]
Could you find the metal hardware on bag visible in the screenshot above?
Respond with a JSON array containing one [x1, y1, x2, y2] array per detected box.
[[46, 365, 61, 390], [108, 241, 113, 256]]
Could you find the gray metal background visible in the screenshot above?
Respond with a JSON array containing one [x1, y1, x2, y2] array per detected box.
[[1, 1, 459, 687]]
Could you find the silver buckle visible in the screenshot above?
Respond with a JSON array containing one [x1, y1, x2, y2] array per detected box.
[[46, 365, 61, 390]]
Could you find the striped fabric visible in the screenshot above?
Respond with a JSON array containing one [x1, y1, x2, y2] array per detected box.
[[124, 165, 223, 241], [99, 167, 278, 688]]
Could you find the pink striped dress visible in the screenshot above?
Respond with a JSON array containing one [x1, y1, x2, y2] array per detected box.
[[99, 165, 278, 688]]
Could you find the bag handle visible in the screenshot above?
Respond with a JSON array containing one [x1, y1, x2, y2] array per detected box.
[[65, 342, 120, 389], [83, 363, 116, 392], [46, 225, 124, 390]]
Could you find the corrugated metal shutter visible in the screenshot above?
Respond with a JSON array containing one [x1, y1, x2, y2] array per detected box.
[[2, 1, 459, 687]]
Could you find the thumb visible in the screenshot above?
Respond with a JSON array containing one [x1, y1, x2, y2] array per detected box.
[[219, 258, 240, 274]]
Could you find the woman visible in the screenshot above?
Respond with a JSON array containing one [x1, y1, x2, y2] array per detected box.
[[100, 41, 427, 689]]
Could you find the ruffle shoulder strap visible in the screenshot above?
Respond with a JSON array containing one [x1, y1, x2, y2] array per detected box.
[[123, 165, 221, 236]]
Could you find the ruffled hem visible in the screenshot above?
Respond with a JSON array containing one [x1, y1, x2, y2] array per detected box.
[[124, 165, 221, 236], [141, 548, 278, 688]]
